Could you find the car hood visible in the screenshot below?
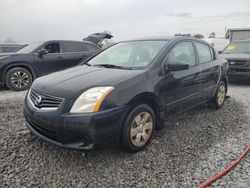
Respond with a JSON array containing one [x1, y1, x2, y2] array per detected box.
[[0, 52, 29, 57], [31, 65, 143, 99], [0, 52, 18, 58], [221, 53, 250, 61]]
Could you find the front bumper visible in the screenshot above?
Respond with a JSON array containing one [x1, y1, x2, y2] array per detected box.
[[24, 96, 128, 150]]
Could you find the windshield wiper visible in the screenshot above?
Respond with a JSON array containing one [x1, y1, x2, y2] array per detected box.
[[93, 64, 132, 70], [84, 62, 92, 66]]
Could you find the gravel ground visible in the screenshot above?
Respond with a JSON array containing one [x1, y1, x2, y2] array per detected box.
[[0, 79, 249, 188]]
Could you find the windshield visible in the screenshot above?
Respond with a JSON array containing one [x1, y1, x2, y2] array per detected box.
[[17, 41, 44, 53], [87, 41, 168, 69], [222, 42, 250, 54]]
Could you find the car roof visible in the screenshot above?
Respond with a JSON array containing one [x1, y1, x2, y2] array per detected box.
[[46, 40, 97, 45], [132, 36, 179, 40], [120, 36, 208, 44]]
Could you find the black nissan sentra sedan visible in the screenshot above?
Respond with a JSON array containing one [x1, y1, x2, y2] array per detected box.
[[24, 36, 228, 152]]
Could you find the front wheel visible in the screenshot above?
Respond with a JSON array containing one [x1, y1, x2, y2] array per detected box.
[[6, 67, 32, 91], [211, 81, 226, 109], [121, 104, 155, 152]]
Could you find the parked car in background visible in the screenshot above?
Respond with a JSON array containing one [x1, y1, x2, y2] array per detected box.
[[225, 28, 250, 42], [24, 36, 228, 152], [221, 40, 250, 78], [0, 39, 103, 91], [0, 44, 26, 53], [83, 32, 113, 47], [202, 38, 229, 52]]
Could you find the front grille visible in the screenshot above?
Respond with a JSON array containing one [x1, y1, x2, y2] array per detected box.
[[228, 60, 247, 66], [29, 90, 64, 109], [28, 119, 59, 142]]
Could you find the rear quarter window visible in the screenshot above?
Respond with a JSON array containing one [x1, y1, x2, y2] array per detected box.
[[85, 44, 99, 51], [195, 42, 213, 63], [62, 42, 98, 53]]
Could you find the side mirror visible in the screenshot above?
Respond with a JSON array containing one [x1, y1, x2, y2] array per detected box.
[[37, 49, 48, 57], [167, 61, 189, 71], [218, 51, 222, 54]]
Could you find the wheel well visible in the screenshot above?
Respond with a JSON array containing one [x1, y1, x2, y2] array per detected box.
[[221, 77, 228, 93], [5, 65, 34, 83], [127, 93, 162, 124]]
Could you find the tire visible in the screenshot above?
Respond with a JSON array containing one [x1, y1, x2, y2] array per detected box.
[[6, 67, 32, 91], [211, 81, 226, 109], [121, 104, 155, 152]]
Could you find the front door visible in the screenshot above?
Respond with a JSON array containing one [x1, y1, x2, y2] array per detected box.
[[34, 42, 65, 77], [162, 41, 202, 118]]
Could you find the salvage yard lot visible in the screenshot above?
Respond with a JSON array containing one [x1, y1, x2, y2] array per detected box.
[[0, 79, 249, 187]]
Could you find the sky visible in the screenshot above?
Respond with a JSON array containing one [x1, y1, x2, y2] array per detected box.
[[0, 0, 250, 44]]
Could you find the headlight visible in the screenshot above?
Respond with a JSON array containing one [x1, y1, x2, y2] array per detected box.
[[0, 56, 9, 60], [70, 86, 114, 113]]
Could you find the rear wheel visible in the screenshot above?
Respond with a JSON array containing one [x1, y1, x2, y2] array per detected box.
[[121, 104, 155, 152], [6, 67, 32, 91], [211, 81, 226, 109]]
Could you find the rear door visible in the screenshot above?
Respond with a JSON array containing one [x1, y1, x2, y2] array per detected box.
[[34, 41, 65, 77], [194, 42, 220, 101], [61, 41, 99, 69], [163, 40, 202, 117]]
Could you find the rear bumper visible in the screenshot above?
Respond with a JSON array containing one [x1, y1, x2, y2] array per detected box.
[[24, 96, 128, 150]]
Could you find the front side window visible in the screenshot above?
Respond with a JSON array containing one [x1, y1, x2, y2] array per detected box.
[[88, 41, 168, 68], [44, 43, 60, 53], [168, 41, 196, 66], [195, 42, 213, 63], [222, 42, 250, 54]]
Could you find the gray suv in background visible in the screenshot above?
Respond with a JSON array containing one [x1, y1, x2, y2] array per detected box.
[[0, 32, 113, 91]]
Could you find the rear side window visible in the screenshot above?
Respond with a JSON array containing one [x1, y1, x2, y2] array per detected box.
[[195, 42, 213, 63], [62, 42, 97, 53], [168, 41, 196, 66]]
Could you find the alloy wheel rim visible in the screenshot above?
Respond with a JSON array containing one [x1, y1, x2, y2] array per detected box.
[[130, 112, 153, 147], [217, 84, 226, 106], [10, 71, 29, 88]]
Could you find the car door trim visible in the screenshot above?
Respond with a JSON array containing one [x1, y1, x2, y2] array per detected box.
[[166, 92, 200, 106]]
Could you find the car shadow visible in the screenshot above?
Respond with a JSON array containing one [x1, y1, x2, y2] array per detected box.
[[229, 77, 250, 86], [0, 86, 8, 91]]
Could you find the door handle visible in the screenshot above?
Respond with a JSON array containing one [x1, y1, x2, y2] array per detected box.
[[193, 73, 199, 78]]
